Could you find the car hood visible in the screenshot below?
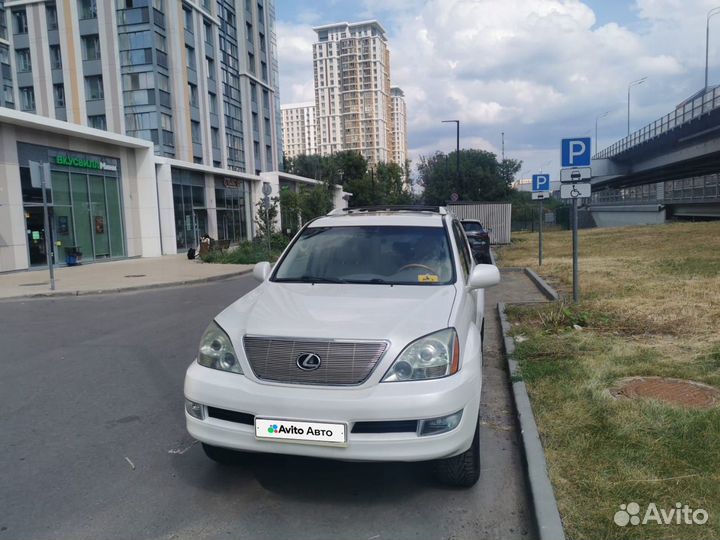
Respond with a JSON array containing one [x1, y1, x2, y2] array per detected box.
[[216, 282, 457, 344]]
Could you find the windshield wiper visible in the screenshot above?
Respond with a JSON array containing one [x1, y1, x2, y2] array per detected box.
[[276, 275, 347, 284], [345, 278, 393, 285]]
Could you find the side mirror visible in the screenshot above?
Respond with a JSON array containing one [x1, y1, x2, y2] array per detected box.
[[468, 264, 500, 289], [253, 261, 272, 282]]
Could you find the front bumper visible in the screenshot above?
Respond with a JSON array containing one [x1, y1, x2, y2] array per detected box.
[[184, 360, 481, 462]]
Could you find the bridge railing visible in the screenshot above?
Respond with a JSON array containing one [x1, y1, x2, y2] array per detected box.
[[593, 86, 720, 159]]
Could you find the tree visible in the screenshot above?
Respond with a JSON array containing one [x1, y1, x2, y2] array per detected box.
[[345, 161, 413, 207], [418, 149, 521, 204], [254, 196, 279, 239], [285, 151, 368, 186]]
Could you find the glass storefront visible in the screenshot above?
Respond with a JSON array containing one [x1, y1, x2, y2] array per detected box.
[[215, 178, 250, 244], [18, 143, 125, 266], [172, 168, 207, 250]]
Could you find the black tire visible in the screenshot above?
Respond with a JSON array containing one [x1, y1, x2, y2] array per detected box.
[[433, 418, 480, 488], [202, 443, 240, 465]]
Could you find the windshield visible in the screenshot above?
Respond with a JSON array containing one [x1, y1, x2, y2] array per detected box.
[[273, 225, 455, 285], [462, 222, 483, 232]]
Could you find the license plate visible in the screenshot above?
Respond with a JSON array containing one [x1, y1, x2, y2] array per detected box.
[[255, 418, 347, 445]]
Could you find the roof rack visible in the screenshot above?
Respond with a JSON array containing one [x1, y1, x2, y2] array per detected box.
[[341, 205, 447, 215]]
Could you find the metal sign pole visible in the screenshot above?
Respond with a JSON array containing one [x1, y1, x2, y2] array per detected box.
[[538, 198, 544, 266], [266, 206, 271, 258], [40, 164, 56, 291], [572, 197, 579, 303]]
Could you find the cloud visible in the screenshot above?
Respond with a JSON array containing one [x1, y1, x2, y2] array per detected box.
[[277, 0, 713, 179], [276, 21, 316, 103]]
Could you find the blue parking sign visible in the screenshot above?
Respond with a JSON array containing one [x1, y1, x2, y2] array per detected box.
[[532, 174, 550, 192], [561, 137, 591, 167]]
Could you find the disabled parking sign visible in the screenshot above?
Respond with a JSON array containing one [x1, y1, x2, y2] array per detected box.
[[561, 137, 591, 167]]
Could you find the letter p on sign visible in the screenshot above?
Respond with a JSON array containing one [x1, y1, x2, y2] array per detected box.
[[561, 137, 591, 167]]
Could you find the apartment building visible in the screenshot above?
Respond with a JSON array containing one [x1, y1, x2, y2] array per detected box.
[[389, 86, 407, 174], [312, 20, 392, 166], [2, 0, 281, 173], [280, 101, 316, 159], [0, 0, 287, 256]]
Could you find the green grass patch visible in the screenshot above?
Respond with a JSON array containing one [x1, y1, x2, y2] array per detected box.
[[510, 303, 720, 539]]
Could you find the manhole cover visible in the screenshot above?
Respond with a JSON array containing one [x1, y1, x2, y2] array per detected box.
[[609, 377, 720, 409], [124, 274, 147, 278]]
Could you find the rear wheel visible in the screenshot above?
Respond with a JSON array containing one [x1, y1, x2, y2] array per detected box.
[[433, 418, 480, 487], [202, 443, 241, 465]]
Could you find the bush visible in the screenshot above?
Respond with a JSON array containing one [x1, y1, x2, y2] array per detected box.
[[200, 235, 289, 264]]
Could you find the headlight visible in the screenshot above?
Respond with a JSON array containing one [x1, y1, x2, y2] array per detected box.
[[197, 321, 243, 374], [382, 328, 460, 382]]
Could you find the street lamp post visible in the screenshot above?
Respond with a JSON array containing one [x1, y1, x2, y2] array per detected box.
[[442, 120, 460, 196], [706, 7, 720, 93], [627, 77, 647, 136], [595, 111, 610, 154]]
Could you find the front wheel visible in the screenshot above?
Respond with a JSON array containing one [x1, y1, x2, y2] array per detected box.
[[202, 443, 241, 465], [432, 419, 480, 487]]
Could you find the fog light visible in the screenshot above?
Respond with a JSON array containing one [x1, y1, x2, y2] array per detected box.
[[185, 399, 205, 420], [419, 410, 463, 436]]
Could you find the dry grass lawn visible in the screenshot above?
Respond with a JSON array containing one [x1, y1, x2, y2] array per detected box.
[[498, 221, 720, 540]]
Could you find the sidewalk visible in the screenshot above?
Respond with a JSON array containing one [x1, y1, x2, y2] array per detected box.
[[0, 255, 252, 299]]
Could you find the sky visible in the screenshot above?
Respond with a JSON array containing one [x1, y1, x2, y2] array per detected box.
[[275, 0, 718, 182]]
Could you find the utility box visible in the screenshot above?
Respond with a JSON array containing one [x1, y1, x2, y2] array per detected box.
[[447, 202, 512, 244]]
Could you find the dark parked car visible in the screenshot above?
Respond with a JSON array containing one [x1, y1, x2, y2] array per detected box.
[[461, 220, 492, 264]]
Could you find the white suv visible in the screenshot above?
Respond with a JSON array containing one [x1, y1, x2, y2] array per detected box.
[[184, 206, 500, 487]]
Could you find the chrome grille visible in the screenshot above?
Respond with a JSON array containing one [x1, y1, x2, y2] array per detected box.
[[243, 336, 388, 385]]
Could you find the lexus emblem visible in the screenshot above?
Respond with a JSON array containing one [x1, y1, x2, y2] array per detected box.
[[296, 352, 322, 371]]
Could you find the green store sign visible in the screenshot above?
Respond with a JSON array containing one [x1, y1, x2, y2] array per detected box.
[[55, 155, 118, 172], [55, 155, 101, 169]]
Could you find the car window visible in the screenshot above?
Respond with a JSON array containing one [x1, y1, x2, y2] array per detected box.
[[451, 221, 472, 280], [273, 225, 456, 285], [462, 222, 483, 232]]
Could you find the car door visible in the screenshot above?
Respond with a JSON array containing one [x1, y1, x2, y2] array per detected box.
[[450, 219, 481, 327]]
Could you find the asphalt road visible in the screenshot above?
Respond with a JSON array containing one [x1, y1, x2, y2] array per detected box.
[[0, 275, 533, 540]]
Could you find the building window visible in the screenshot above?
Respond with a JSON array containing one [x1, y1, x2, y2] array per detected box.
[[157, 73, 169, 92], [82, 35, 101, 61], [4, 85, 14, 104], [154, 32, 167, 52], [88, 114, 107, 130], [13, 10, 28, 34], [211, 127, 220, 148], [46, 4, 58, 30], [247, 52, 255, 73], [161, 113, 172, 130], [188, 83, 198, 107], [204, 21, 213, 45], [125, 111, 155, 130], [78, 0, 97, 20], [191, 120, 201, 143], [261, 61, 267, 81], [49, 45, 62, 69], [20, 86, 35, 111], [183, 7, 192, 31], [186, 45, 196, 71], [16, 49, 31, 72], [206, 57, 214, 79], [85, 75, 104, 100], [209, 92, 217, 114], [122, 71, 153, 90]]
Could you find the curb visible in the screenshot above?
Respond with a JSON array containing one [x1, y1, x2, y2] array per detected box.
[[523, 268, 560, 301], [0, 269, 252, 301], [499, 301, 565, 540]]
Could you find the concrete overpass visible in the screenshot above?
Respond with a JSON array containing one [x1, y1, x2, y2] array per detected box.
[[586, 86, 720, 226]]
